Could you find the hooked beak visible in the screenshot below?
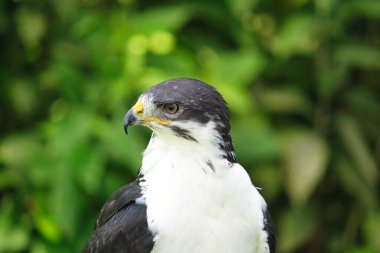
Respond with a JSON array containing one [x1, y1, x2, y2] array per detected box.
[[124, 100, 145, 135], [123, 109, 140, 135]]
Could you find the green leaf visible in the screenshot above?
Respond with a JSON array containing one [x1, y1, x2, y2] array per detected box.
[[34, 214, 61, 243], [278, 206, 316, 252], [74, 148, 105, 194], [16, 8, 46, 49], [336, 115, 378, 189], [0, 134, 40, 168], [232, 117, 281, 164], [128, 6, 192, 34], [0, 200, 30, 252], [282, 131, 329, 206], [213, 49, 267, 87], [51, 169, 84, 240], [272, 14, 318, 58], [335, 155, 376, 208], [341, 0, 380, 19], [335, 44, 380, 70], [256, 87, 311, 114], [364, 211, 380, 252], [226, 0, 259, 15], [30, 241, 48, 253]]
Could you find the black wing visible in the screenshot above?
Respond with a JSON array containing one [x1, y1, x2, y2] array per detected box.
[[83, 181, 154, 253], [263, 207, 276, 253]]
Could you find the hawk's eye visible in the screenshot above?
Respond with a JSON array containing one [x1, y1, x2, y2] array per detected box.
[[163, 103, 179, 114]]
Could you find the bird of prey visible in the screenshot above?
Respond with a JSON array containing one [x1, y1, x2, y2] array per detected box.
[[83, 78, 275, 253]]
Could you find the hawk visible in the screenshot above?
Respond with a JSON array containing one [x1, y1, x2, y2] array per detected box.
[[83, 78, 275, 253]]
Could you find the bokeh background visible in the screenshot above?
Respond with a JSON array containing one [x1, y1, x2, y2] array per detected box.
[[1, 0, 380, 252]]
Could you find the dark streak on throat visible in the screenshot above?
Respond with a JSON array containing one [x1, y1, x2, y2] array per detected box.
[[169, 126, 198, 142]]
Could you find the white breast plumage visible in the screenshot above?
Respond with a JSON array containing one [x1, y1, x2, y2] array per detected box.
[[138, 126, 270, 253]]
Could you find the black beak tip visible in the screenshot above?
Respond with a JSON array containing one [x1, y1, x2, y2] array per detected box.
[[123, 109, 137, 135], [123, 118, 131, 135]]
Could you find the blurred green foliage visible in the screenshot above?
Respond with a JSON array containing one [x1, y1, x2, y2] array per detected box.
[[1, 0, 379, 252]]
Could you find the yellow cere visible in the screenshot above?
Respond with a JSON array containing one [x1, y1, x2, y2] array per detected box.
[[133, 101, 144, 116], [132, 100, 170, 125]]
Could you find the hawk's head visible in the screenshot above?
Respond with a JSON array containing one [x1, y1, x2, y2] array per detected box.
[[124, 78, 235, 162]]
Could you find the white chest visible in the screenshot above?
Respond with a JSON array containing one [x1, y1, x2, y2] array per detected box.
[[139, 139, 270, 253]]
